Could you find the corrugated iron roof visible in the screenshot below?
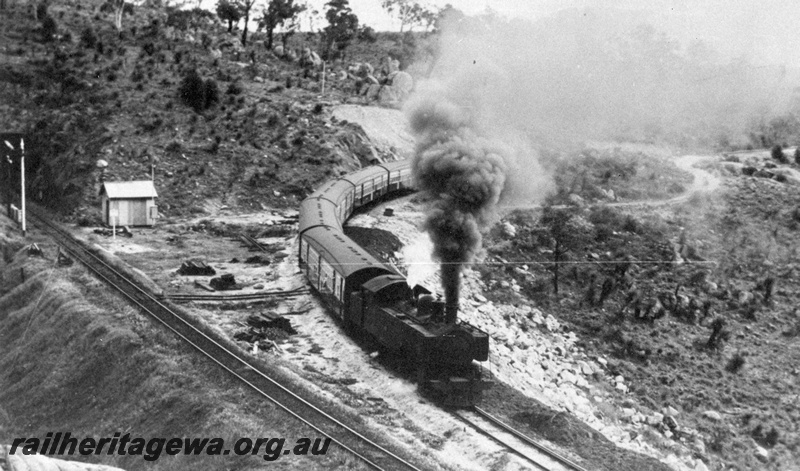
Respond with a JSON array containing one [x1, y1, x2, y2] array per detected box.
[[100, 181, 158, 199]]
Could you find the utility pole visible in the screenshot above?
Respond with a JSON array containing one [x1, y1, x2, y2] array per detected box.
[[3, 135, 26, 236], [20, 137, 25, 236], [3, 139, 14, 220], [4, 151, 10, 217], [321, 61, 326, 96]]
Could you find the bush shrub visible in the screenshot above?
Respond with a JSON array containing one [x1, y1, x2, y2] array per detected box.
[[358, 25, 378, 43], [725, 352, 746, 373], [204, 79, 219, 108], [226, 81, 243, 95], [131, 67, 145, 82], [178, 70, 220, 112], [166, 7, 215, 30], [165, 141, 182, 153], [41, 16, 57, 42], [36, 2, 48, 19], [178, 69, 206, 111], [80, 27, 97, 48], [771, 144, 787, 163]]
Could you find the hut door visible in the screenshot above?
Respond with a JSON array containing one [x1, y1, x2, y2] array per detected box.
[[131, 200, 147, 225], [118, 201, 129, 226]]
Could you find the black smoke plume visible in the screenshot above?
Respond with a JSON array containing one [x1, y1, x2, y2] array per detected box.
[[408, 99, 508, 318]]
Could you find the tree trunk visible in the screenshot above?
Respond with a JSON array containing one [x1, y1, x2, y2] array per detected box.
[[114, 0, 124, 31], [227, 20, 233, 33], [553, 242, 560, 295], [241, 9, 249, 47], [267, 27, 273, 49]]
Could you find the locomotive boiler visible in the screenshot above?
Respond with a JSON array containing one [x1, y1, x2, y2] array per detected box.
[[298, 160, 490, 406]]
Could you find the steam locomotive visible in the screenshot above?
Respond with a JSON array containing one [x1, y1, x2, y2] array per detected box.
[[298, 160, 490, 406]]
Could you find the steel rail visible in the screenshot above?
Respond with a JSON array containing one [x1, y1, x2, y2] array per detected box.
[[451, 407, 590, 471], [26, 208, 423, 471], [452, 410, 550, 470], [472, 406, 590, 471]]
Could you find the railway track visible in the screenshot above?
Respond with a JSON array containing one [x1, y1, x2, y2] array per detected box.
[[26, 206, 423, 471], [452, 407, 590, 471], [163, 286, 309, 302]]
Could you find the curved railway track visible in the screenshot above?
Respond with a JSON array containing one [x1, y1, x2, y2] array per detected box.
[[25, 205, 423, 471], [452, 407, 590, 471]]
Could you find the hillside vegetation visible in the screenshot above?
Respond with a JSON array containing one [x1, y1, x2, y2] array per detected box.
[[0, 0, 432, 224]]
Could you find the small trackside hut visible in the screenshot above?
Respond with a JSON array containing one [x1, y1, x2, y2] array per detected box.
[[100, 181, 158, 227]]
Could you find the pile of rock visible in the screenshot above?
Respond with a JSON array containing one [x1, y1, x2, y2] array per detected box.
[[347, 58, 414, 105], [177, 260, 216, 276], [210, 273, 237, 290]]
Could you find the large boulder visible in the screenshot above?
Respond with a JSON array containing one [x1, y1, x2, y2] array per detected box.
[[388, 71, 412, 97], [375, 71, 413, 104], [299, 47, 322, 68]]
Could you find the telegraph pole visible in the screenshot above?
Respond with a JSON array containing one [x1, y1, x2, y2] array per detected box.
[[3, 139, 13, 219], [4, 150, 10, 217], [20, 137, 25, 236], [3, 135, 26, 236]]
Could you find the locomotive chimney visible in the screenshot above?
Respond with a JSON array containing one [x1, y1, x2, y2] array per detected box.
[[444, 303, 458, 324]]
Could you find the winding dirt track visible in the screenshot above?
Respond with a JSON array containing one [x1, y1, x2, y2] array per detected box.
[[329, 104, 724, 211], [498, 154, 722, 212]]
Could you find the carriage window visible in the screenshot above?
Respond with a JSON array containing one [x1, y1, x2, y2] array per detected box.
[[332, 273, 342, 301], [320, 259, 335, 294], [299, 239, 306, 263], [307, 245, 320, 281]]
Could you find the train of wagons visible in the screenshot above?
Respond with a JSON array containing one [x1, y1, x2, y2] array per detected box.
[[298, 159, 490, 406]]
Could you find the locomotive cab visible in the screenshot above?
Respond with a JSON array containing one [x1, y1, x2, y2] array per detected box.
[[364, 274, 414, 305]]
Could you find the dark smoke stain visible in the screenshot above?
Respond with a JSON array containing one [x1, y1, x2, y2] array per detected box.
[[409, 100, 508, 318]]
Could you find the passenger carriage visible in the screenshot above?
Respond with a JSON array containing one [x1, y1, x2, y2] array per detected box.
[[296, 159, 489, 406]]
